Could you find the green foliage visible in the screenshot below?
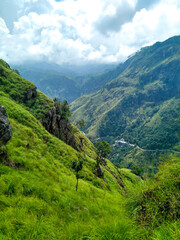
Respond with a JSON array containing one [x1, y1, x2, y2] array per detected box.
[[125, 156, 180, 239], [0, 59, 53, 122], [71, 36, 180, 175], [72, 125, 98, 160], [0, 67, 137, 239], [152, 221, 180, 240], [76, 119, 86, 130], [26, 90, 53, 120], [131, 165, 143, 177], [95, 141, 111, 158], [54, 98, 71, 120], [72, 159, 83, 191], [72, 159, 83, 173], [0, 91, 132, 239], [0, 58, 179, 240], [137, 157, 180, 228], [13, 69, 20, 75]]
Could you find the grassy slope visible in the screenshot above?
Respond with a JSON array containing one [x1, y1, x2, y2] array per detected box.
[[0, 60, 141, 239], [0, 92, 140, 240], [0, 59, 54, 121], [0, 59, 179, 239], [126, 156, 180, 240]]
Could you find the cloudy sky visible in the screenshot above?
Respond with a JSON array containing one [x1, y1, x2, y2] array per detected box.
[[0, 0, 180, 65]]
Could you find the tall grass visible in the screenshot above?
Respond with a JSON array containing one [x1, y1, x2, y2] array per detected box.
[[0, 62, 179, 239]]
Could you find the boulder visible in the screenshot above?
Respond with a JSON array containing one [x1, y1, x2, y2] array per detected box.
[[0, 106, 12, 145]]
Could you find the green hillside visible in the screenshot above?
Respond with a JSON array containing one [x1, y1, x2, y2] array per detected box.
[[0, 59, 179, 239], [71, 36, 180, 173]]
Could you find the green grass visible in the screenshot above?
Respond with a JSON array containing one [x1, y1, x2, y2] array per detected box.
[[0, 91, 138, 239], [0, 59, 180, 239]]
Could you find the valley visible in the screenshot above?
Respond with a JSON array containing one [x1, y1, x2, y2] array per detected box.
[[113, 138, 180, 153], [71, 36, 180, 175], [12, 62, 117, 103], [0, 0, 180, 238], [0, 36, 179, 240]]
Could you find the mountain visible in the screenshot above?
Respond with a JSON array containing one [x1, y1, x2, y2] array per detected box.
[[0, 58, 132, 239], [0, 59, 179, 239], [12, 62, 117, 102], [1, 58, 180, 239], [11, 64, 81, 102], [71, 36, 180, 172]]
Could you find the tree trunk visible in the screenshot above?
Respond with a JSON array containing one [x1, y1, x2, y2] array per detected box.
[[76, 177, 78, 191]]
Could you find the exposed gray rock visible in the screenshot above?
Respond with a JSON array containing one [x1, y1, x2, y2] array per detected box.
[[0, 106, 12, 145], [96, 165, 104, 178], [25, 86, 37, 101], [43, 107, 57, 135], [42, 106, 78, 150]]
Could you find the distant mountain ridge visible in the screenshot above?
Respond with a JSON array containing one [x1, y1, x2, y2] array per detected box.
[[12, 62, 117, 102], [71, 36, 180, 152]]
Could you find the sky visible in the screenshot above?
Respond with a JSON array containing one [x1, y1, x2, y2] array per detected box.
[[0, 0, 180, 65]]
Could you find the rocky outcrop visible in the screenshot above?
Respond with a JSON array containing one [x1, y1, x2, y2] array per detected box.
[[24, 86, 37, 101], [42, 106, 78, 150], [56, 117, 77, 149], [96, 164, 104, 178], [43, 107, 57, 135], [0, 106, 12, 145]]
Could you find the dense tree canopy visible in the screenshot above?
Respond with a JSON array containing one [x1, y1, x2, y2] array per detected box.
[[54, 98, 71, 120], [95, 140, 111, 158], [76, 119, 86, 130]]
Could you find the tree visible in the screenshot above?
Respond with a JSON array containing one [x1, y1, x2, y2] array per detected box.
[[54, 98, 71, 120], [76, 119, 86, 130], [95, 140, 111, 158], [131, 164, 143, 177], [13, 69, 20, 75], [95, 141, 111, 178], [71, 159, 83, 191]]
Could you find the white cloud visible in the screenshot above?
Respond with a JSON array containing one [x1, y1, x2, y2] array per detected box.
[[0, 18, 9, 34], [118, 3, 180, 49], [0, 0, 180, 65]]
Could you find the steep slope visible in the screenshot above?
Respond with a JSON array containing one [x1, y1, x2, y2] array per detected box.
[[80, 63, 124, 94], [0, 59, 81, 151], [71, 36, 180, 151], [0, 59, 179, 239], [0, 59, 139, 239]]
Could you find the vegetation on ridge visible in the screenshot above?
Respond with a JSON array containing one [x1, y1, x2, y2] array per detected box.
[[71, 36, 180, 175]]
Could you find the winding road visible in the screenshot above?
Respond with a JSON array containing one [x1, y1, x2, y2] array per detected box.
[[116, 140, 180, 154], [136, 145, 180, 154]]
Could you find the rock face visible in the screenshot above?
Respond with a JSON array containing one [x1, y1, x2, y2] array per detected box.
[[96, 165, 104, 178], [43, 106, 77, 150], [0, 106, 12, 145], [24, 86, 37, 101]]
